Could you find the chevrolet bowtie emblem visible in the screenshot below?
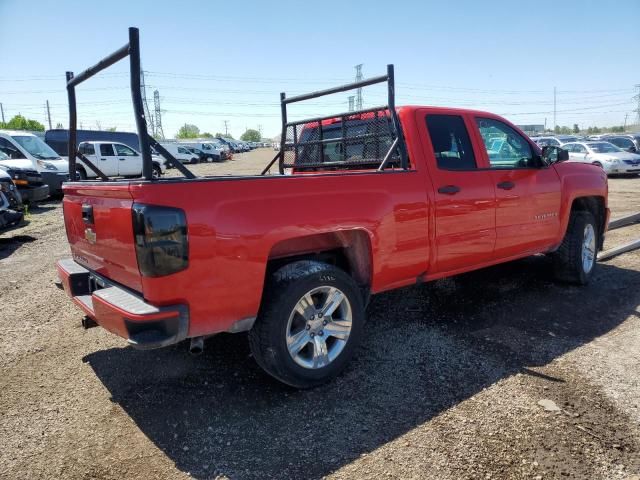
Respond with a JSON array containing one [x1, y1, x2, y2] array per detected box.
[[84, 228, 97, 244]]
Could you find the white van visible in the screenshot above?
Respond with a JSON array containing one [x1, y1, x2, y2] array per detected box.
[[0, 130, 69, 195], [159, 143, 200, 164]]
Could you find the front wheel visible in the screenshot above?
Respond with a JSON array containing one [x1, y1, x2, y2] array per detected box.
[[553, 211, 597, 285], [152, 164, 162, 178], [249, 260, 365, 388]]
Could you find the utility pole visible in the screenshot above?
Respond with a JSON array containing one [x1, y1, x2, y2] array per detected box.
[[348, 96, 355, 112], [258, 124, 263, 139], [223, 120, 229, 136], [553, 86, 557, 131], [46, 100, 52, 130], [354, 64, 363, 110], [624, 113, 629, 131], [153, 90, 164, 139], [1, 102, 5, 123]]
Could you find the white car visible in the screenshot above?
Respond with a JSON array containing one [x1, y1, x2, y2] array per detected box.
[[563, 141, 640, 175], [0, 130, 69, 195], [77, 141, 166, 179], [159, 143, 200, 164]]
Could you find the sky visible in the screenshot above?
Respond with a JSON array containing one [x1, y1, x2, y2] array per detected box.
[[1, 0, 639, 139]]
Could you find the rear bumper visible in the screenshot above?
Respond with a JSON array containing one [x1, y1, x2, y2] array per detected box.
[[56, 258, 189, 349]]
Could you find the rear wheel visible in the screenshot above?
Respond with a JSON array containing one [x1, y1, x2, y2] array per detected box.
[[553, 211, 597, 285], [152, 164, 162, 179], [249, 260, 365, 388]]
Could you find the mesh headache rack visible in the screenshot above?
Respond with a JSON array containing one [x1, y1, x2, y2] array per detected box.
[[262, 65, 409, 175], [65, 27, 195, 182]]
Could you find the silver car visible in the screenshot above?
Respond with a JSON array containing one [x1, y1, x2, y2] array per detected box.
[[563, 141, 640, 175]]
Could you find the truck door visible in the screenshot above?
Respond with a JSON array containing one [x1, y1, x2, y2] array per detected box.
[[113, 143, 142, 176], [472, 116, 562, 257], [418, 111, 496, 273], [95, 143, 118, 176]]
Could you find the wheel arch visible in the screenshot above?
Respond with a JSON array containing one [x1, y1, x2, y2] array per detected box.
[[570, 196, 606, 250], [265, 230, 373, 296]]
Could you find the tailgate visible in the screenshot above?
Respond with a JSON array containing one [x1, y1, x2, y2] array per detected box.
[[62, 183, 142, 293]]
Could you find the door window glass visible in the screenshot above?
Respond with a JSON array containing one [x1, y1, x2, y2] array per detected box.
[[574, 144, 587, 153], [78, 143, 95, 155], [425, 115, 476, 170], [99, 144, 115, 156], [0, 138, 25, 159], [476, 118, 535, 168], [114, 144, 137, 156]]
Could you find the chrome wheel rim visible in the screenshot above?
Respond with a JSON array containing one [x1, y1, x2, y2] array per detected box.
[[582, 223, 596, 273], [285, 286, 352, 369]]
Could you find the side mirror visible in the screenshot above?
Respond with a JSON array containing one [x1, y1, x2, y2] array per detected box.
[[629, 146, 637, 153], [542, 145, 568, 163]]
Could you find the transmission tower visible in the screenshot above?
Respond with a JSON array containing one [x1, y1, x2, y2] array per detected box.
[[354, 64, 363, 110], [153, 90, 164, 139], [140, 69, 155, 136], [634, 84, 640, 127]]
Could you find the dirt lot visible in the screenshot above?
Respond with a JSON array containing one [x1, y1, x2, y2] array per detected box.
[[1, 149, 639, 479]]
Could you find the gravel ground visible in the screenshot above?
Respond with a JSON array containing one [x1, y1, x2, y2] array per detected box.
[[0, 149, 639, 479]]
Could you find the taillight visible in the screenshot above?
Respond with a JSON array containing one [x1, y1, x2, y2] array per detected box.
[[132, 204, 188, 277]]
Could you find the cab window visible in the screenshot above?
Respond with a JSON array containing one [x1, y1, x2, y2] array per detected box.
[[114, 144, 137, 156], [476, 118, 535, 168], [100, 144, 115, 156], [78, 143, 95, 155], [425, 114, 476, 170]]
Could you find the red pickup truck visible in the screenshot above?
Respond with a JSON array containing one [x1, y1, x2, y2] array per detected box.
[[57, 30, 609, 388]]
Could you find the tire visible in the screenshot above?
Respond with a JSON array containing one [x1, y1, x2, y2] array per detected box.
[[191, 157, 199, 164], [249, 260, 365, 388], [74, 168, 87, 180], [152, 164, 162, 179], [553, 211, 597, 285], [592, 161, 603, 169]]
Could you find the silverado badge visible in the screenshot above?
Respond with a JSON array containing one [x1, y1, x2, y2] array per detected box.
[[84, 228, 97, 244]]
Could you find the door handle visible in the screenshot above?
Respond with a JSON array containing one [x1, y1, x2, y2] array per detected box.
[[119, 158, 126, 161], [497, 181, 515, 190], [438, 185, 460, 195], [100, 158, 107, 161]]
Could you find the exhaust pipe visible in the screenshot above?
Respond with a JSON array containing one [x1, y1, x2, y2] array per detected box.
[[189, 336, 204, 355], [81, 316, 98, 329]]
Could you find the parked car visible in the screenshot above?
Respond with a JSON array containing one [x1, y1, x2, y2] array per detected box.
[[0, 149, 49, 203], [0, 167, 24, 229], [0, 130, 68, 196], [158, 143, 199, 164], [76, 141, 166, 179], [563, 141, 640, 175], [179, 141, 225, 161], [603, 134, 640, 153]]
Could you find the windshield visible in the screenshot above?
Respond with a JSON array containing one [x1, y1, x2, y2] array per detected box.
[[589, 142, 622, 153], [12, 135, 61, 159]]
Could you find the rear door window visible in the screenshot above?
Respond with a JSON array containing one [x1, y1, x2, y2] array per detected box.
[[425, 114, 476, 170], [79, 143, 95, 155]]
